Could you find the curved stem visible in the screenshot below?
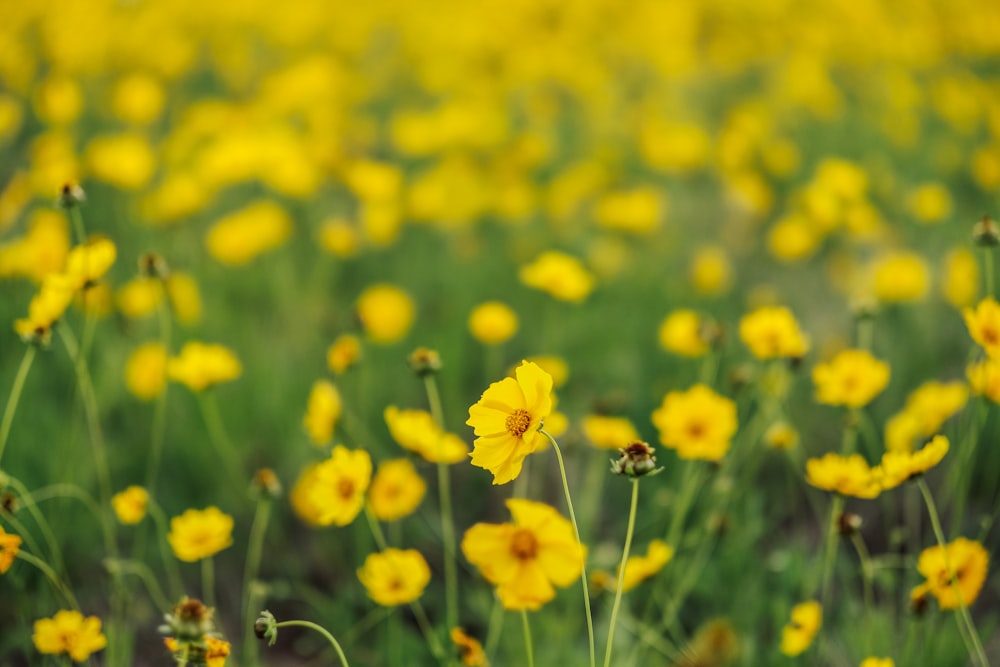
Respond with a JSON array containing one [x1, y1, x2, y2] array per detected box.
[[18, 480, 112, 561], [604, 479, 639, 667], [520, 610, 535, 667], [274, 620, 350, 667], [363, 505, 388, 551], [409, 600, 446, 660], [243, 498, 272, 667], [16, 551, 78, 609], [106, 558, 173, 612], [5, 476, 67, 574], [0, 345, 36, 468], [849, 532, 875, 654]]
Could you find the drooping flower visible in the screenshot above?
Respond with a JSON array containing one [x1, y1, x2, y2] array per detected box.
[[167, 507, 234, 562], [738, 306, 809, 360], [519, 251, 595, 302], [32, 610, 108, 662], [0, 525, 22, 574], [167, 341, 242, 392], [651, 384, 738, 462], [812, 349, 890, 408], [357, 284, 415, 344], [461, 499, 585, 610], [468, 301, 518, 345], [582, 415, 641, 450], [964, 297, 1000, 358], [779, 601, 821, 656], [357, 548, 432, 606], [124, 342, 168, 400], [384, 406, 469, 463], [912, 537, 989, 610], [298, 446, 372, 527], [658, 309, 710, 357], [451, 628, 489, 666], [111, 486, 149, 525], [466, 360, 553, 484], [368, 458, 426, 522], [302, 380, 342, 446], [805, 453, 881, 498]]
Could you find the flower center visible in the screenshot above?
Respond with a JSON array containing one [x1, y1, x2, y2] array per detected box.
[[686, 420, 706, 440], [510, 529, 539, 561], [505, 409, 532, 437], [337, 479, 356, 500]]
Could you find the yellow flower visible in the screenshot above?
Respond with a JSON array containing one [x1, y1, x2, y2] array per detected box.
[[466, 360, 553, 485], [33, 610, 107, 662], [290, 462, 326, 526], [593, 186, 663, 235], [523, 355, 569, 388], [519, 251, 594, 303], [111, 73, 165, 126], [461, 499, 585, 611], [33, 74, 83, 125], [651, 384, 737, 462], [165, 272, 203, 326], [0, 525, 22, 574], [860, 658, 894, 667], [299, 446, 372, 527], [303, 380, 342, 446], [451, 628, 489, 666], [84, 133, 156, 190], [368, 459, 426, 522], [125, 342, 168, 400], [764, 421, 799, 450], [581, 415, 641, 450], [318, 218, 361, 258], [357, 548, 431, 606], [111, 486, 149, 525], [885, 381, 967, 451], [357, 284, 416, 344], [468, 301, 518, 345], [64, 237, 117, 290], [805, 453, 881, 498], [779, 601, 821, 657], [964, 297, 1000, 358], [619, 540, 674, 592], [907, 182, 951, 223], [327, 334, 362, 374], [767, 214, 820, 263], [942, 248, 979, 308], [738, 306, 809, 360], [167, 507, 234, 562], [689, 246, 732, 296], [877, 435, 949, 490], [205, 200, 293, 266], [913, 537, 989, 610], [967, 357, 1000, 403], [812, 349, 890, 408], [14, 273, 76, 342], [384, 406, 469, 463], [204, 637, 231, 667], [116, 277, 163, 319], [871, 251, 929, 303], [165, 636, 230, 667], [658, 310, 709, 357], [0, 208, 70, 282], [167, 341, 242, 392]]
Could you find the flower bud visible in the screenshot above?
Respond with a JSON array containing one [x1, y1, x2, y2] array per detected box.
[[408, 347, 442, 376], [254, 610, 279, 646], [58, 182, 86, 209], [252, 468, 282, 499], [610, 441, 662, 478], [973, 215, 1000, 247], [139, 252, 171, 281]]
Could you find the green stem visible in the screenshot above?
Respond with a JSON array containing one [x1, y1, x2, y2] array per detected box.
[[195, 391, 243, 488], [5, 476, 66, 574], [540, 430, 596, 667], [604, 479, 639, 667], [665, 462, 704, 548], [243, 498, 273, 667], [819, 494, 845, 605], [520, 610, 535, 667], [0, 509, 45, 560], [484, 595, 504, 659], [0, 345, 36, 468], [364, 505, 388, 551], [148, 499, 184, 599], [409, 600, 446, 660], [984, 246, 995, 298], [849, 532, 875, 654], [105, 558, 173, 612], [16, 551, 78, 609], [274, 620, 350, 667], [19, 481, 112, 559], [69, 206, 87, 246], [145, 299, 173, 494], [202, 557, 216, 610]]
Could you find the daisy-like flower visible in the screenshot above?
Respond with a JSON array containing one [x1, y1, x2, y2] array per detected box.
[[805, 453, 881, 498], [368, 458, 426, 522], [651, 384, 738, 461], [468, 301, 518, 345], [738, 305, 809, 360], [357, 548, 432, 606], [885, 381, 967, 452], [466, 360, 553, 485], [779, 600, 821, 657], [301, 445, 372, 526], [451, 628, 489, 666], [111, 486, 149, 525], [167, 341, 242, 392], [357, 283, 415, 344], [964, 296, 1000, 358], [812, 349, 890, 408], [912, 537, 989, 610], [0, 525, 22, 574], [167, 507, 234, 562], [461, 499, 585, 610], [33, 610, 108, 662], [518, 251, 595, 303], [658, 309, 709, 357], [384, 406, 469, 463], [63, 237, 117, 290], [876, 434, 949, 490], [302, 380, 342, 446]]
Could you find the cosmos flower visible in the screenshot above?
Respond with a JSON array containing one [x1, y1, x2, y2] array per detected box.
[[912, 537, 989, 610], [32, 610, 107, 662], [167, 507, 234, 562], [812, 349, 890, 408], [651, 384, 737, 462], [357, 548, 431, 606]]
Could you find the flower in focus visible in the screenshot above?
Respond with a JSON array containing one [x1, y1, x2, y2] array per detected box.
[[651, 384, 737, 462], [812, 349, 890, 408], [302, 380, 342, 446], [912, 537, 989, 610], [297, 446, 372, 527], [32, 610, 107, 662], [779, 601, 821, 657], [871, 250, 929, 303], [451, 628, 489, 666], [466, 360, 553, 484], [519, 250, 594, 303], [805, 453, 881, 498], [738, 306, 809, 360], [205, 200, 293, 266], [658, 309, 709, 357], [468, 301, 518, 345], [964, 297, 1000, 358], [0, 525, 22, 574], [357, 548, 432, 606], [111, 486, 149, 525], [167, 342, 242, 392], [368, 459, 426, 522], [357, 284, 416, 344], [582, 414, 641, 450], [877, 435, 949, 490], [327, 334, 362, 374], [167, 507, 234, 562], [461, 499, 585, 610], [384, 406, 469, 463], [619, 540, 674, 592], [125, 342, 168, 400]]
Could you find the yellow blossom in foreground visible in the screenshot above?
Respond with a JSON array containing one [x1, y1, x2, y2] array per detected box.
[[327, 334, 362, 374], [658, 309, 709, 357], [451, 628, 489, 666], [619, 540, 674, 592], [125, 342, 168, 400], [739, 306, 809, 360], [812, 349, 890, 408], [461, 499, 585, 610], [581, 415, 641, 450], [368, 459, 426, 522], [913, 537, 989, 610], [872, 250, 929, 303], [64, 237, 117, 290], [519, 251, 594, 303], [805, 453, 881, 498], [523, 356, 569, 388], [116, 277, 163, 318], [860, 659, 894, 667], [299, 446, 372, 527], [167, 341, 242, 392], [111, 486, 149, 525], [205, 200, 293, 266], [167, 507, 234, 562], [877, 435, 949, 490], [779, 601, 821, 657], [690, 246, 732, 295], [357, 284, 416, 344], [651, 384, 738, 462], [165, 272, 203, 325], [384, 406, 469, 463], [0, 525, 22, 574], [466, 360, 553, 484], [967, 357, 1000, 403], [357, 548, 432, 606], [468, 301, 518, 345], [302, 380, 342, 446], [33, 610, 107, 662], [964, 297, 1000, 358]]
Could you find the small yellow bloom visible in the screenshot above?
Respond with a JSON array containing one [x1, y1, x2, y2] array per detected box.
[[651, 384, 738, 462], [519, 251, 594, 303], [619, 540, 674, 592], [357, 548, 431, 606], [205, 200, 293, 266], [0, 525, 22, 574], [318, 218, 360, 258], [871, 251, 929, 303], [860, 658, 894, 667], [914, 537, 989, 609], [885, 381, 967, 452], [461, 499, 585, 610], [779, 601, 821, 656], [64, 237, 117, 290], [167, 507, 234, 562], [167, 341, 242, 392], [125, 342, 168, 401], [964, 297, 1000, 358], [84, 133, 156, 190], [593, 186, 663, 235], [739, 306, 809, 360], [812, 349, 890, 408], [384, 406, 469, 463], [468, 301, 518, 345], [357, 284, 416, 344], [327, 334, 362, 374], [581, 415, 641, 450], [451, 627, 489, 666], [689, 246, 732, 296], [33, 610, 107, 662], [877, 435, 949, 490], [116, 277, 163, 319], [767, 214, 820, 263], [298, 446, 373, 527], [658, 309, 709, 357], [907, 182, 951, 223], [466, 360, 553, 484], [368, 458, 426, 522], [805, 453, 881, 498], [967, 357, 1000, 403], [942, 248, 979, 308], [111, 486, 149, 525], [14, 273, 76, 342], [111, 73, 165, 126], [165, 272, 203, 325], [302, 380, 342, 446], [764, 421, 799, 450], [33, 74, 83, 125]]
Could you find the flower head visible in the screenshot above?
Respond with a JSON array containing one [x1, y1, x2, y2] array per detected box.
[[739, 306, 808, 360], [658, 309, 710, 357], [812, 349, 890, 408], [872, 250, 929, 303], [205, 200, 292, 266], [33, 610, 107, 662], [913, 537, 989, 609], [964, 297, 1000, 358], [167, 507, 234, 562], [357, 548, 432, 606], [167, 342, 242, 392], [805, 453, 881, 498], [466, 360, 553, 484], [619, 540, 674, 592], [0, 525, 22, 573], [468, 301, 518, 345], [111, 486, 149, 525], [451, 628, 489, 666], [384, 406, 469, 463], [302, 380, 342, 446], [295, 446, 372, 526], [125, 342, 168, 400], [967, 357, 1000, 403], [368, 458, 426, 522], [876, 435, 949, 490], [357, 284, 415, 344], [651, 384, 737, 461], [327, 334, 362, 374], [779, 601, 821, 656], [519, 251, 595, 302], [63, 237, 117, 290]]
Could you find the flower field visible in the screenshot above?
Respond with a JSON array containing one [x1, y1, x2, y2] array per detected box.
[[2, 0, 1000, 665]]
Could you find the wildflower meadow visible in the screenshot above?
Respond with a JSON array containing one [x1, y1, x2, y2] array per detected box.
[[3, 0, 1000, 665]]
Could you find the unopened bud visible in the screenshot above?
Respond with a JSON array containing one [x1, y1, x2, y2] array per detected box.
[[139, 253, 171, 280], [973, 215, 1000, 247], [409, 347, 442, 376], [58, 183, 86, 209], [610, 441, 662, 478], [252, 468, 282, 499], [838, 512, 863, 536]]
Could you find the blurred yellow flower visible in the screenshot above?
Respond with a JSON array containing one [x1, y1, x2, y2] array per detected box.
[[466, 360, 553, 484], [907, 182, 951, 223], [812, 349, 890, 408], [0, 209, 70, 282], [116, 277, 163, 319], [64, 237, 117, 290], [764, 421, 799, 450], [872, 251, 929, 303], [967, 357, 1000, 403], [0, 525, 22, 574], [964, 297, 1000, 358], [357, 548, 431, 606], [593, 186, 663, 235], [33, 610, 107, 663], [913, 537, 989, 610], [805, 453, 880, 498], [327, 334, 362, 374], [451, 628, 489, 666], [581, 415, 641, 450], [165, 272, 203, 326], [767, 215, 820, 263], [384, 406, 469, 463], [33, 75, 83, 126], [111, 486, 149, 525], [14, 274, 75, 343], [619, 540, 674, 592], [111, 73, 165, 126], [357, 284, 416, 344], [84, 133, 157, 190], [125, 342, 167, 401], [302, 380, 342, 446], [941, 248, 979, 308], [318, 218, 360, 258], [468, 301, 518, 345], [301, 446, 372, 527], [689, 246, 732, 296], [658, 309, 709, 357], [167, 506, 234, 562], [167, 342, 242, 392], [739, 306, 808, 360], [461, 499, 585, 611], [885, 381, 967, 452], [877, 435, 949, 490], [369, 459, 426, 522], [290, 462, 326, 526], [519, 251, 594, 303], [860, 659, 894, 667], [205, 200, 293, 266], [651, 384, 737, 462], [779, 601, 821, 657]]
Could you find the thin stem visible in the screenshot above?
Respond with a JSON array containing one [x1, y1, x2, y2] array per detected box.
[[243, 498, 273, 667], [195, 391, 243, 488], [69, 206, 87, 246], [145, 298, 173, 494], [984, 246, 995, 299], [484, 595, 504, 659], [364, 505, 388, 551], [274, 620, 350, 667], [409, 600, 446, 660], [604, 479, 639, 667], [106, 558, 173, 612], [0, 345, 36, 467], [819, 494, 845, 605], [849, 532, 875, 654], [0, 509, 45, 560], [147, 499, 184, 600], [5, 476, 67, 574], [520, 610, 535, 667], [540, 430, 596, 667], [16, 551, 79, 609], [201, 557, 216, 610]]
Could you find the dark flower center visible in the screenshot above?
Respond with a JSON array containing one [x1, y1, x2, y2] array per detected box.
[[505, 409, 532, 437]]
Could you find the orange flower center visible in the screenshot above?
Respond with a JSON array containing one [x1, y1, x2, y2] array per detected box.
[[505, 409, 532, 437], [510, 529, 539, 561], [984, 326, 999, 346], [337, 479, 356, 500], [686, 420, 706, 440]]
